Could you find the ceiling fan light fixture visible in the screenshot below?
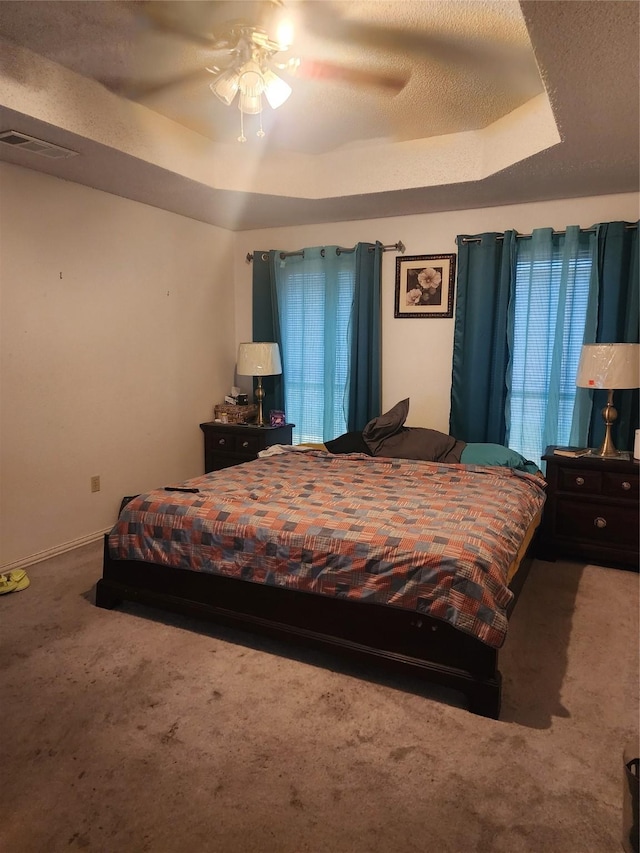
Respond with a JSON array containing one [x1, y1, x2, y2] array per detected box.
[[262, 69, 292, 109], [207, 24, 295, 141]]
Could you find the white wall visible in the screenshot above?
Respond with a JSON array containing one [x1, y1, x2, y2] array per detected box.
[[233, 192, 639, 431], [0, 163, 235, 568]]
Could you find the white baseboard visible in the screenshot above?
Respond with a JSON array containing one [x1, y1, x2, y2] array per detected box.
[[1, 527, 112, 573]]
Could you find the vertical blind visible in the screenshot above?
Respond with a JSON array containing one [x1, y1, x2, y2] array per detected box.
[[277, 265, 355, 444], [507, 235, 593, 464]]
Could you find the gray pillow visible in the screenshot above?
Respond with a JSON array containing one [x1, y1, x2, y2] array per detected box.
[[363, 399, 466, 463], [362, 399, 409, 455], [369, 427, 465, 463]]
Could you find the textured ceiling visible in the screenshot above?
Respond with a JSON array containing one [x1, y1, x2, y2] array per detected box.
[[0, 0, 637, 231]]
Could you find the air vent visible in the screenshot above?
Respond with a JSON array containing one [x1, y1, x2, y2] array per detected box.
[[0, 130, 79, 159]]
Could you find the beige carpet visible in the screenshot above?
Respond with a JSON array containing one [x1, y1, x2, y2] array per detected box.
[[1, 542, 637, 853]]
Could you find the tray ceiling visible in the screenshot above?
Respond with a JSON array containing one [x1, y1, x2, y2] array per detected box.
[[0, 0, 637, 230]]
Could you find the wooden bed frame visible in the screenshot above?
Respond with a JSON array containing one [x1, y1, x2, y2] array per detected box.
[[96, 535, 535, 718]]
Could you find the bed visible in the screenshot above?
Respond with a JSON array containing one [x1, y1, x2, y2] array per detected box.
[[96, 445, 545, 718]]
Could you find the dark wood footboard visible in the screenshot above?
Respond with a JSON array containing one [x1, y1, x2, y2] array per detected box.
[[96, 536, 535, 718]]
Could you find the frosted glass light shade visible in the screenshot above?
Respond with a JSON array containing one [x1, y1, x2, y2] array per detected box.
[[209, 69, 240, 105], [238, 91, 262, 115], [263, 69, 292, 109], [238, 63, 265, 98], [576, 343, 640, 389], [237, 342, 282, 376]]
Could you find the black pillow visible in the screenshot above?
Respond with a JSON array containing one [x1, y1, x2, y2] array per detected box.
[[325, 431, 372, 455]]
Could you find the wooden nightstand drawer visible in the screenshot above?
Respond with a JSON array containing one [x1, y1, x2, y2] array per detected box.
[[556, 497, 639, 549], [602, 471, 638, 500], [558, 467, 601, 493], [204, 430, 261, 455]]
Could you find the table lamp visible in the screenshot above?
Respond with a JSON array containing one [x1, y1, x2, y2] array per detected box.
[[237, 342, 282, 426], [575, 343, 640, 457]]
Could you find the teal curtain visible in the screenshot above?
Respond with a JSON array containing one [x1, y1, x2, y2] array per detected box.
[[251, 250, 284, 417], [449, 231, 517, 443], [347, 242, 383, 429], [252, 244, 382, 442], [587, 221, 639, 451], [507, 226, 598, 462]]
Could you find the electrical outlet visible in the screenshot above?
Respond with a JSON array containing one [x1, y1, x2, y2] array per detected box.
[[90, 475, 101, 493]]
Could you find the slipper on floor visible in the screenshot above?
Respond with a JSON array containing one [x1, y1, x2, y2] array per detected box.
[[0, 575, 18, 595], [12, 572, 30, 592], [7, 569, 27, 584], [0, 569, 30, 594]]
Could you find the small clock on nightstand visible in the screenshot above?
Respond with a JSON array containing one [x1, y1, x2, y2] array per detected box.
[[539, 446, 639, 570]]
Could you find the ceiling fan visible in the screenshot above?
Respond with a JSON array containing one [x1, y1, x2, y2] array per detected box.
[[117, 0, 541, 144], [123, 0, 410, 141]]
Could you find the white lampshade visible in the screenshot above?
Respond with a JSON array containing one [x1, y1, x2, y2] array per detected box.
[[237, 342, 282, 377], [576, 343, 640, 389]]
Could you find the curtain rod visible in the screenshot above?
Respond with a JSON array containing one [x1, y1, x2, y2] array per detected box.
[[245, 241, 405, 263], [459, 224, 637, 244]]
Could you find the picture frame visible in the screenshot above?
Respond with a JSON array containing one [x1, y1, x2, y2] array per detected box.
[[394, 253, 457, 318]]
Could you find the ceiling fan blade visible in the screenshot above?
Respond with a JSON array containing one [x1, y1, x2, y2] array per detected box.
[[135, 2, 233, 48], [293, 59, 408, 93], [136, 0, 285, 49], [107, 66, 209, 101], [299, 1, 534, 76]]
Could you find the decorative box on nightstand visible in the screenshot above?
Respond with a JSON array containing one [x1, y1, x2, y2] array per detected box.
[[539, 446, 639, 570], [199, 421, 294, 473]]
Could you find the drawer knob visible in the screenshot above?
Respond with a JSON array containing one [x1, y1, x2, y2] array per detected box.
[[575, 476, 585, 486], [594, 516, 607, 529], [242, 441, 249, 448], [218, 438, 226, 446], [622, 481, 631, 491]]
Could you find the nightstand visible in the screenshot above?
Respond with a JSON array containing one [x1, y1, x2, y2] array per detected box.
[[199, 421, 294, 473], [540, 446, 639, 570]]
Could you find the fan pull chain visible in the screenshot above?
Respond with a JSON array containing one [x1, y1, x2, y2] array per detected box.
[[257, 104, 265, 138], [238, 102, 266, 142]]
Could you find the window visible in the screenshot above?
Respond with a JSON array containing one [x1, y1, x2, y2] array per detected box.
[[507, 236, 593, 465], [276, 264, 355, 444]]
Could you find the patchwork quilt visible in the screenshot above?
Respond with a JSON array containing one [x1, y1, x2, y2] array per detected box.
[[109, 450, 546, 648]]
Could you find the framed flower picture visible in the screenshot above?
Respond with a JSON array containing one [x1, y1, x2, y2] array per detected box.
[[394, 253, 456, 318]]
